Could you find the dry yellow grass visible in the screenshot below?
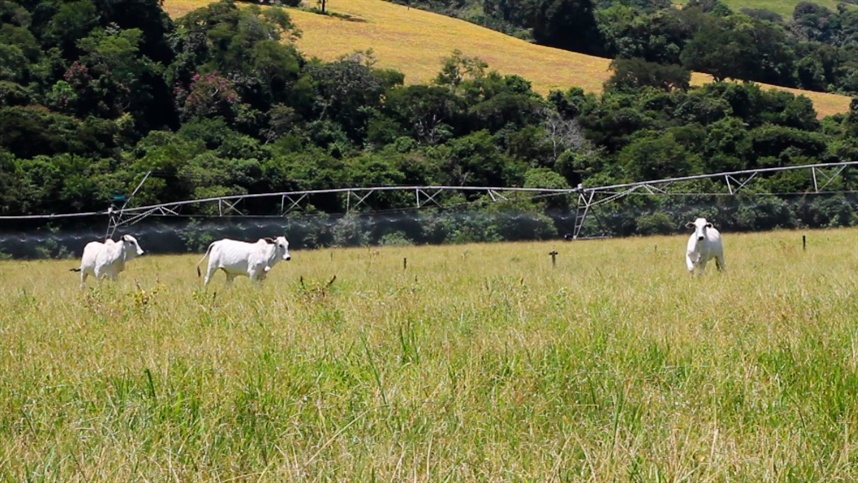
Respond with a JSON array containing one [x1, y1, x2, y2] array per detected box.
[[2, 229, 858, 479], [162, 0, 852, 118]]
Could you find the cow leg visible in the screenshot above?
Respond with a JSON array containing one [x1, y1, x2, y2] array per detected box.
[[685, 254, 695, 273], [715, 254, 726, 272], [80, 270, 89, 289], [93, 267, 106, 284], [249, 264, 267, 283], [224, 273, 237, 286], [698, 259, 708, 274], [203, 264, 218, 287], [98, 266, 118, 282]]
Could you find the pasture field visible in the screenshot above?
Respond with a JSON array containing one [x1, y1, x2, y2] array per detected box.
[[1, 228, 857, 480], [161, 0, 853, 118]]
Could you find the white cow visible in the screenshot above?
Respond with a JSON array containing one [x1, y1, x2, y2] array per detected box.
[[685, 217, 726, 275], [70, 234, 145, 288], [196, 236, 291, 287]]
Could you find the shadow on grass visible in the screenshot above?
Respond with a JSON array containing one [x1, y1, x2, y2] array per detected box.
[[301, 7, 368, 22]]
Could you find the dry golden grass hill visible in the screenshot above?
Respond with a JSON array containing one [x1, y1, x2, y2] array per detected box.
[[163, 0, 852, 118]]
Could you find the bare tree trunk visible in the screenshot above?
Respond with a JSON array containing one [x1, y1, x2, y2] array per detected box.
[[542, 107, 586, 162]]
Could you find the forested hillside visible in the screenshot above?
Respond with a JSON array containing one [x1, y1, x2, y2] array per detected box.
[[0, 0, 855, 256], [234, 0, 848, 117], [393, 0, 858, 97]]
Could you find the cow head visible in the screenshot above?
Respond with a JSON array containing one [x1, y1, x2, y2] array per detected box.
[[685, 218, 713, 242], [276, 236, 291, 261], [121, 234, 145, 258], [263, 236, 291, 261]]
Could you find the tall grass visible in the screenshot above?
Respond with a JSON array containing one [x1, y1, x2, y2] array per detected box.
[[161, 0, 853, 118], [1, 228, 857, 480]]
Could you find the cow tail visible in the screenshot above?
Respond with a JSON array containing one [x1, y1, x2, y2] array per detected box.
[[69, 268, 81, 272], [196, 242, 215, 277]]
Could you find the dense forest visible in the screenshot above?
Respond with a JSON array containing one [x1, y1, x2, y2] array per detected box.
[[0, 0, 856, 256], [396, 0, 858, 96]]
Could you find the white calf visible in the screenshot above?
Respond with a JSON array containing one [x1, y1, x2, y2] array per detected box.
[[685, 218, 725, 275], [196, 236, 291, 287], [70, 234, 145, 288]]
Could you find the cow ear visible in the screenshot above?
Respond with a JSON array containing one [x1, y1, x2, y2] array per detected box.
[[685, 222, 695, 228], [263, 237, 275, 244], [706, 223, 713, 228]]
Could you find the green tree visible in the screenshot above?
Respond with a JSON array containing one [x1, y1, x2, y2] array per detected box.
[[95, 0, 175, 63], [75, 27, 170, 126], [524, 166, 571, 210], [0, 80, 33, 107], [618, 131, 702, 181], [304, 58, 389, 143], [44, 0, 99, 57], [439, 130, 522, 187], [468, 92, 545, 133], [792, 2, 836, 44], [681, 14, 795, 86], [384, 84, 466, 145], [0, 44, 29, 84], [251, 40, 301, 104], [0, 24, 40, 83], [703, 117, 751, 171], [680, 19, 747, 81], [597, 6, 688, 65], [606, 57, 690, 92], [170, 0, 301, 119], [0, 150, 24, 214], [580, 103, 652, 153], [343, 151, 409, 209], [533, 0, 603, 55], [434, 49, 487, 89], [749, 125, 826, 165], [0, 106, 94, 158], [672, 90, 731, 124]]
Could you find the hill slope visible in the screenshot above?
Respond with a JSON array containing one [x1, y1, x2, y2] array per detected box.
[[163, 0, 852, 117], [678, 0, 842, 19]]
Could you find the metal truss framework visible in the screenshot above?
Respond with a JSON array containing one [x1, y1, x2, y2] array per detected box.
[[567, 161, 856, 238], [1, 162, 855, 240]]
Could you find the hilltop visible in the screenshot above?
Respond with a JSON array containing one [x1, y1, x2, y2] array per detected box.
[[677, 0, 845, 19], [162, 0, 852, 118]]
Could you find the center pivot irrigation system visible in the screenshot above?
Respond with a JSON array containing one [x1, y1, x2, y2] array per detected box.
[[1, 161, 855, 240]]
